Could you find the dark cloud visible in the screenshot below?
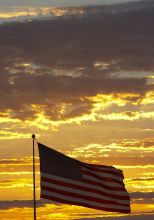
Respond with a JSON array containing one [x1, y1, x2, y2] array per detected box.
[[0, 1, 153, 120], [1, 1, 154, 70], [120, 139, 154, 148], [131, 192, 154, 199], [0, 180, 13, 183], [0, 199, 51, 209], [0, 72, 149, 121], [124, 112, 137, 117], [0, 159, 27, 164], [80, 214, 154, 220], [131, 178, 154, 181]]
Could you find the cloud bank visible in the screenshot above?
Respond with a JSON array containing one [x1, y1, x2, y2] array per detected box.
[[0, 1, 153, 124]]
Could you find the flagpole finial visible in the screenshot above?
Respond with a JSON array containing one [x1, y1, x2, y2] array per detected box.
[[32, 134, 36, 139]]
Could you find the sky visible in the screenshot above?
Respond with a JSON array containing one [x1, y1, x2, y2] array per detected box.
[[0, 0, 154, 219], [0, 0, 141, 7]]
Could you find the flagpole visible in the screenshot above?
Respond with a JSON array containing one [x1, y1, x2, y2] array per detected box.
[[32, 134, 37, 220]]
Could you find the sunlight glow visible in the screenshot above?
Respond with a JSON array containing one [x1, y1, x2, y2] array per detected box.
[[0, 7, 85, 21]]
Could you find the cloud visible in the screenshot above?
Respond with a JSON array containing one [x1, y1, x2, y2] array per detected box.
[[131, 192, 154, 199], [0, 199, 50, 209], [68, 138, 154, 162], [80, 214, 154, 220], [0, 159, 27, 164], [0, 1, 154, 123], [1, 1, 154, 70], [130, 178, 154, 182]]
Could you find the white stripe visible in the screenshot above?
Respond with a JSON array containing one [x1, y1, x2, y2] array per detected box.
[[41, 190, 130, 211], [41, 180, 130, 205], [82, 174, 123, 188], [82, 175, 127, 197], [85, 164, 122, 174], [41, 172, 129, 197], [82, 167, 123, 182]]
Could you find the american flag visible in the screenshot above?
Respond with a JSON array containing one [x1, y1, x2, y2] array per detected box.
[[38, 143, 130, 213]]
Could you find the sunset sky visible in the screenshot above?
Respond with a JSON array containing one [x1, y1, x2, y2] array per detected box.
[[0, 0, 154, 219]]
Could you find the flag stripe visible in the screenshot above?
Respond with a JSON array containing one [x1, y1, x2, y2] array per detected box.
[[82, 175, 125, 191], [82, 177, 128, 196], [83, 164, 124, 179], [83, 167, 123, 183], [41, 173, 130, 200], [41, 180, 130, 206], [82, 169, 124, 186], [41, 185, 129, 207], [42, 175, 126, 197], [41, 191, 130, 213], [84, 164, 123, 174]]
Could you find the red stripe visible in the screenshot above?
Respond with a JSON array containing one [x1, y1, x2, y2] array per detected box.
[[41, 177, 130, 201], [85, 163, 120, 170], [41, 194, 130, 213], [83, 164, 124, 178], [82, 179, 129, 200], [41, 185, 129, 207], [82, 170, 124, 186]]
